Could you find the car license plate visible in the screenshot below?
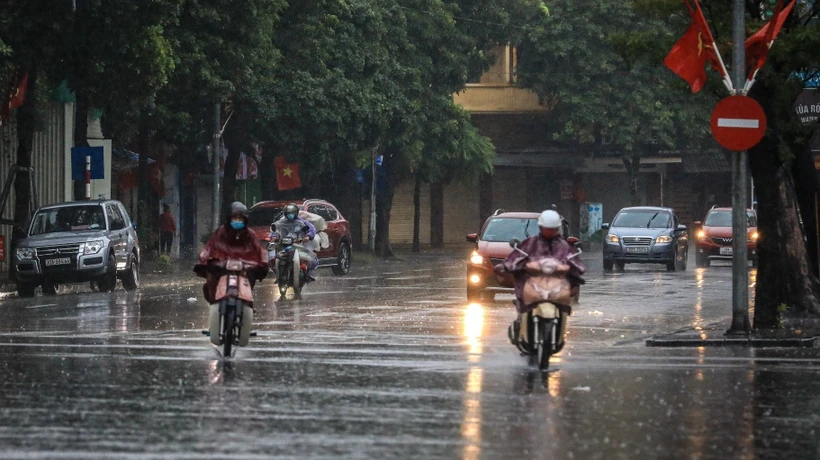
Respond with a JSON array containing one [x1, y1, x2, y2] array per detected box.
[[45, 257, 71, 267], [626, 247, 649, 253], [720, 247, 733, 256]]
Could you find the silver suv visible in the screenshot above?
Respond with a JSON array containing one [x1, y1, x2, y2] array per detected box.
[[14, 200, 141, 297]]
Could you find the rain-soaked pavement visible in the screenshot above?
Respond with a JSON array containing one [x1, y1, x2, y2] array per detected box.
[[0, 250, 818, 459]]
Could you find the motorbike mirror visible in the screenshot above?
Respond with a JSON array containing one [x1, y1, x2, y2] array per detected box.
[[677, 224, 687, 231], [694, 221, 702, 227], [509, 238, 521, 248], [566, 236, 580, 245], [466, 233, 478, 243], [601, 223, 610, 230]]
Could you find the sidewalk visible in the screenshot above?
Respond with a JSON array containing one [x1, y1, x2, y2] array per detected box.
[[646, 318, 820, 348]]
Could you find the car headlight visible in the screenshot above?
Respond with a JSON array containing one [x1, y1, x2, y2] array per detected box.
[[83, 240, 105, 255], [16, 247, 35, 260], [656, 235, 673, 244], [470, 251, 484, 265], [751, 231, 759, 241], [606, 234, 619, 243]]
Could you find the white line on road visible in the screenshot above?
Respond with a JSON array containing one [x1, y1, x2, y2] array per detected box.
[[24, 304, 58, 309], [717, 118, 759, 128]]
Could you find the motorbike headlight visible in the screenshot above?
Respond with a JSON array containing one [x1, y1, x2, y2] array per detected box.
[[470, 251, 484, 265], [83, 240, 105, 255], [656, 235, 673, 244], [606, 234, 619, 243], [16, 247, 35, 260]]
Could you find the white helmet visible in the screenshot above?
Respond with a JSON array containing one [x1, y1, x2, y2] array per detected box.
[[538, 210, 562, 228]]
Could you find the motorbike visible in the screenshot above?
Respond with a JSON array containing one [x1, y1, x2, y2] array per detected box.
[[505, 238, 582, 370], [202, 259, 258, 357], [268, 235, 308, 300]]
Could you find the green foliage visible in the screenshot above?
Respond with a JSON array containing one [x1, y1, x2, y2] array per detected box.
[[515, 0, 715, 157]]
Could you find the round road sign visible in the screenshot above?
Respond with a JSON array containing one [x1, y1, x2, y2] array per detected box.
[[710, 95, 767, 151]]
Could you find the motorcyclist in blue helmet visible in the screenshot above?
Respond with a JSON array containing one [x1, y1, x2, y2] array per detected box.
[[271, 203, 319, 281]]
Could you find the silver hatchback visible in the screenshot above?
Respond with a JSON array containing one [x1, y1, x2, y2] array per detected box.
[[13, 200, 141, 297]]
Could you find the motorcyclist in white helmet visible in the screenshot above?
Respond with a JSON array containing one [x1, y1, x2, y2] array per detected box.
[[495, 209, 585, 305]]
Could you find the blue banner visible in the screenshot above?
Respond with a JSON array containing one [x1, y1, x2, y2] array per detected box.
[[71, 146, 105, 180]]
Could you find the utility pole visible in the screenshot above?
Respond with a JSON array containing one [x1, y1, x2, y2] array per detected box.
[[728, 0, 751, 335], [212, 103, 221, 230], [368, 145, 378, 252]]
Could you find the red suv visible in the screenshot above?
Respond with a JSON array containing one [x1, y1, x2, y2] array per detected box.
[[465, 211, 572, 301], [248, 199, 352, 275], [694, 207, 758, 268]]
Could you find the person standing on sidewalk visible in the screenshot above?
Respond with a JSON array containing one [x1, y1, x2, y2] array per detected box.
[[159, 204, 176, 255]]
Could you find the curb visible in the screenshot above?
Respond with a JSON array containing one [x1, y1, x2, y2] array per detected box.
[[646, 335, 820, 348]]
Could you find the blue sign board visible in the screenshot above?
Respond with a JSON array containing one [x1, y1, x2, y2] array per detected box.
[[71, 146, 105, 180], [376, 155, 384, 166]]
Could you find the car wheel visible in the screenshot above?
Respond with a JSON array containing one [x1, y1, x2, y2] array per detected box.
[[331, 242, 351, 276], [666, 250, 677, 272], [97, 254, 118, 292], [603, 259, 614, 272], [17, 282, 36, 298], [122, 256, 140, 291], [615, 261, 625, 271], [680, 248, 688, 271]]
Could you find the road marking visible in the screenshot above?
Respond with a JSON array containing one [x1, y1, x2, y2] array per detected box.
[[717, 118, 759, 128], [24, 303, 58, 309]]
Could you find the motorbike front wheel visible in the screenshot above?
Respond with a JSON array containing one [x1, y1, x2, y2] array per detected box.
[[277, 260, 291, 298], [529, 318, 554, 370], [222, 306, 236, 357]]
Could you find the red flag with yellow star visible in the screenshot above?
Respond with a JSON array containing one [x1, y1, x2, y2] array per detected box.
[[664, 0, 723, 93], [275, 155, 301, 191]]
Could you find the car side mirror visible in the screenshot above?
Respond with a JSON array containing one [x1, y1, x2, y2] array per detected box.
[[131, 222, 137, 230], [694, 221, 702, 227], [466, 233, 478, 243], [677, 224, 687, 231], [601, 223, 610, 230], [509, 238, 521, 248]]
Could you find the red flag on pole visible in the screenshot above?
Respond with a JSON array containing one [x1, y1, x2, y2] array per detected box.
[[663, 0, 726, 93], [745, 0, 795, 79], [0, 69, 29, 126], [275, 155, 302, 191]]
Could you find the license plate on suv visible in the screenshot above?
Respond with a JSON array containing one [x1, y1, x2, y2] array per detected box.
[[44, 258, 71, 267], [720, 247, 733, 256], [626, 247, 649, 253]]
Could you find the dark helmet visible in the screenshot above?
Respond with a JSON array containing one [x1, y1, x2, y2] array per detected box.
[[284, 203, 299, 220], [228, 201, 248, 221]]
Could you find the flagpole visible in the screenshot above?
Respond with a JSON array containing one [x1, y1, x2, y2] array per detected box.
[[693, 0, 734, 92]]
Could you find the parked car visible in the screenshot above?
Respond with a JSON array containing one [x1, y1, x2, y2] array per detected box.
[[602, 206, 688, 272], [13, 200, 141, 297], [247, 199, 352, 275], [465, 210, 572, 301], [694, 207, 758, 268]]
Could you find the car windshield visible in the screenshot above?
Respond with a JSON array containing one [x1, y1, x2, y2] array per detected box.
[[705, 210, 756, 227], [247, 207, 283, 227], [29, 205, 106, 235], [480, 218, 538, 242], [612, 210, 672, 229]]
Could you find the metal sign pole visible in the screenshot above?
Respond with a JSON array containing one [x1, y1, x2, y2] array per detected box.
[[212, 103, 221, 230], [728, 0, 751, 335]]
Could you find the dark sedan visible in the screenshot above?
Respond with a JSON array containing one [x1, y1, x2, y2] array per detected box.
[[602, 206, 688, 272]]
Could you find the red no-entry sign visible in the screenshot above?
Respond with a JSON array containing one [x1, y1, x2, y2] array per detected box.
[[710, 95, 767, 151]]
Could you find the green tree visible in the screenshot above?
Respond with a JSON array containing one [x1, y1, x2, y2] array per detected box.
[[514, 0, 715, 206]]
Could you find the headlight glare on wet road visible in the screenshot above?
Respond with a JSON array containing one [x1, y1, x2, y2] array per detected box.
[[470, 252, 484, 265]]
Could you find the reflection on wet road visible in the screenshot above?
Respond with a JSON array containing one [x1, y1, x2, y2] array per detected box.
[[0, 251, 817, 458]]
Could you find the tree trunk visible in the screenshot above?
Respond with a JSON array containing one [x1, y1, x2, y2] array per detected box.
[[412, 175, 421, 253], [375, 149, 399, 258], [72, 89, 90, 200], [260, 144, 276, 200], [9, 66, 38, 281], [478, 173, 493, 228], [791, 143, 819, 277], [137, 108, 151, 227], [430, 181, 444, 248], [622, 156, 641, 206]]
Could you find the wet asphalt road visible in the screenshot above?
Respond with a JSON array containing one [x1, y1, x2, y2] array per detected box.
[[0, 251, 818, 459]]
